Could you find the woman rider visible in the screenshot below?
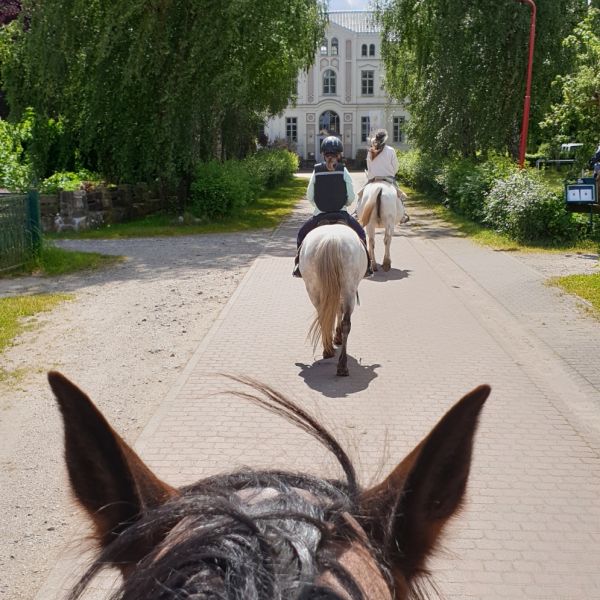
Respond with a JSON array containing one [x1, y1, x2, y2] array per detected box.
[[293, 136, 372, 278]]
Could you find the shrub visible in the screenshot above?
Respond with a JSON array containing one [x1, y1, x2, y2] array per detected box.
[[245, 149, 298, 189], [190, 160, 257, 220], [39, 169, 100, 193], [484, 171, 577, 244], [189, 149, 298, 220], [438, 154, 518, 223], [0, 109, 34, 191], [396, 149, 442, 194]]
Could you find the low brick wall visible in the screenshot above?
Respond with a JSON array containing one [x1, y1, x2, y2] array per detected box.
[[40, 184, 168, 232]]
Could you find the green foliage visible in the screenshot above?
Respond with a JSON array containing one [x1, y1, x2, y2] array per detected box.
[[39, 169, 100, 193], [190, 149, 297, 220], [3, 0, 326, 185], [378, 0, 587, 158], [0, 107, 34, 191], [245, 149, 299, 189], [540, 9, 600, 162], [484, 171, 577, 243], [395, 149, 442, 193], [437, 155, 518, 222]]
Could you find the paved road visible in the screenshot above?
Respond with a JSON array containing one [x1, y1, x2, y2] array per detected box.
[[38, 173, 600, 599]]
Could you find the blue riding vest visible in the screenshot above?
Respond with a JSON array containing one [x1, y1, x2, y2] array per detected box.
[[313, 163, 347, 212]]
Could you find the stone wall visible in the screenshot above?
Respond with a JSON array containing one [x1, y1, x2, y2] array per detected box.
[[40, 184, 167, 232]]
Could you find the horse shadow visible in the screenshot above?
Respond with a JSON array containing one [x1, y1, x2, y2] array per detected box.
[[367, 267, 411, 282], [295, 357, 380, 398]]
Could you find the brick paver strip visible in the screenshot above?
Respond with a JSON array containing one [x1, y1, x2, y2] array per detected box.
[[38, 174, 600, 599]]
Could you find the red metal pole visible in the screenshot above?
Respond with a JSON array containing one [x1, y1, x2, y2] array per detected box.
[[516, 0, 537, 168]]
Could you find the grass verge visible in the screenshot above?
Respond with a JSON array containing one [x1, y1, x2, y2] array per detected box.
[[0, 293, 73, 381], [549, 273, 600, 314], [1, 244, 123, 278], [404, 186, 600, 254], [47, 177, 306, 240]]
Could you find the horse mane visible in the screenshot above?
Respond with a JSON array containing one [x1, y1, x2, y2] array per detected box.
[[67, 378, 392, 600]]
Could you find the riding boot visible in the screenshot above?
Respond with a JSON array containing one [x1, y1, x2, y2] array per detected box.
[[292, 251, 302, 278]]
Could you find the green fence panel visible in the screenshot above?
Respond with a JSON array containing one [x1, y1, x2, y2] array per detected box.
[[0, 192, 41, 272]]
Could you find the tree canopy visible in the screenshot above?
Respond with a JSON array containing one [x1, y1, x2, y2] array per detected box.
[[376, 0, 588, 158], [540, 8, 600, 155], [2, 0, 326, 183]]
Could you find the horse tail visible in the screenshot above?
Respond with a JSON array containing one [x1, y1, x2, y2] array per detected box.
[[308, 237, 343, 354], [359, 187, 382, 226]]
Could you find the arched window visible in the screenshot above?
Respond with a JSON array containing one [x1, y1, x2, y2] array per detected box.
[[319, 110, 340, 135], [361, 44, 368, 57], [331, 38, 339, 56], [320, 39, 328, 55], [322, 69, 336, 95], [369, 43, 375, 56]]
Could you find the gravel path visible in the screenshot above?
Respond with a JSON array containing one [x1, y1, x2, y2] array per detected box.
[[0, 185, 598, 599], [0, 231, 272, 600]]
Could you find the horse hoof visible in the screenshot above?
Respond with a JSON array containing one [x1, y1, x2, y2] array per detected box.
[[337, 368, 349, 377], [382, 261, 391, 272], [334, 335, 342, 346], [323, 349, 335, 359], [372, 263, 378, 272]]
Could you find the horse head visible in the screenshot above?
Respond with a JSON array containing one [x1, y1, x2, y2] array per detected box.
[[49, 371, 489, 599]]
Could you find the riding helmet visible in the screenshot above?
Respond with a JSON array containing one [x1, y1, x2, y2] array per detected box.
[[321, 136, 344, 155]]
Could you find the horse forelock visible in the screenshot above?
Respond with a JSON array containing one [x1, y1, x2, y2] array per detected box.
[[72, 470, 393, 600]]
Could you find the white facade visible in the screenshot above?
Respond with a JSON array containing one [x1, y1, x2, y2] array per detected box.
[[265, 11, 409, 161]]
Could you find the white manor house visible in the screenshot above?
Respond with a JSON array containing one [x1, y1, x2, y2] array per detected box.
[[265, 11, 410, 163]]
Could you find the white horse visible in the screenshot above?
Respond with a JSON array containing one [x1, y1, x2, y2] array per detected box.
[[299, 224, 367, 376], [358, 182, 406, 272]]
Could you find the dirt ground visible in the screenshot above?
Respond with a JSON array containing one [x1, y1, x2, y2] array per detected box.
[[0, 231, 272, 600], [0, 202, 598, 599]]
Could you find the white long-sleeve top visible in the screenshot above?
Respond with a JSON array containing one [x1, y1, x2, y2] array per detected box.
[[366, 145, 399, 179], [306, 167, 355, 215]]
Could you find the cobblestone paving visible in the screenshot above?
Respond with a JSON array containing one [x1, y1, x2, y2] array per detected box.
[[38, 176, 600, 599]]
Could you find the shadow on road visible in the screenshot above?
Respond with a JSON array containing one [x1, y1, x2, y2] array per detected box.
[[366, 267, 411, 282], [295, 356, 380, 398]]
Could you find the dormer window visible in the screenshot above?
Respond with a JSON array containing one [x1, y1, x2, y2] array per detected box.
[[320, 39, 328, 55], [369, 43, 375, 56], [331, 38, 339, 56], [361, 44, 368, 57]]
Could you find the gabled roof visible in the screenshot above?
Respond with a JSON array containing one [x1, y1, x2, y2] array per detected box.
[[327, 11, 380, 34]]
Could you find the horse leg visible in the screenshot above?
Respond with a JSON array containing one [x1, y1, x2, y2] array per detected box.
[[368, 227, 377, 272], [382, 224, 393, 271], [334, 303, 344, 346], [336, 311, 352, 376]]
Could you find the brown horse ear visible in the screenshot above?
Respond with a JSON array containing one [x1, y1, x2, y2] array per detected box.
[[359, 385, 490, 588], [48, 371, 176, 548]]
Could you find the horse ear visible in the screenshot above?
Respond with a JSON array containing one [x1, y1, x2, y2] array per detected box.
[[359, 385, 490, 587], [48, 371, 176, 548]]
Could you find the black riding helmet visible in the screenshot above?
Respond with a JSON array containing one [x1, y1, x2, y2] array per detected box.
[[321, 136, 343, 155]]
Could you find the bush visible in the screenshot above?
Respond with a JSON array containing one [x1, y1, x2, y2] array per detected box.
[[189, 149, 298, 220], [190, 160, 257, 220], [484, 171, 577, 244], [0, 109, 34, 191], [437, 154, 517, 223], [245, 149, 298, 189], [396, 149, 442, 194], [39, 169, 100, 193]]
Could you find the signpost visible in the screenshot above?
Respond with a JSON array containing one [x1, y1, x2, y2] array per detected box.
[[565, 177, 598, 230]]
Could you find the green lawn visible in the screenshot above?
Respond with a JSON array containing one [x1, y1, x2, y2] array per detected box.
[[48, 177, 306, 240], [550, 273, 600, 315], [0, 293, 73, 381], [2, 244, 123, 278]]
